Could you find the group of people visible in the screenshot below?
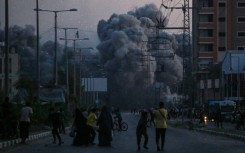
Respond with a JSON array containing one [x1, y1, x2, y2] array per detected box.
[[69, 101, 168, 151], [2, 97, 168, 152], [71, 101, 113, 147], [136, 102, 168, 152], [61, 101, 168, 151]]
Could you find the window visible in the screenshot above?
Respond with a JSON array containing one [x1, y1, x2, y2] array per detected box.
[[199, 44, 213, 52], [200, 14, 213, 22], [198, 58, 213, 69], [238, 2, 245, 8], [237, 46, 245, 50], [219, 32, 226, 37], [219, 2, 226, 7], [238, 32, 245, 37], [238, 17, 245, 23], [200, 0, 213, 8], [199, 29, 213, 37], [218, 47, 226, 51], [219, 17, 226, 22]]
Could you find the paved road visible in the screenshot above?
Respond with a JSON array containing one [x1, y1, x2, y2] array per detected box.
[[3, 113, 244, 153]]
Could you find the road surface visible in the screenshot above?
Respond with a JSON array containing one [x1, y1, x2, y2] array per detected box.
[[3, 113, 244, 153]]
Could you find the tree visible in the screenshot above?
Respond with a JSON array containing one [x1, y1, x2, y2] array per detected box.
[[14, 77, 37, 104]]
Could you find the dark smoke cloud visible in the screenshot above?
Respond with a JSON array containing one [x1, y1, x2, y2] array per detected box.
[[7, 25, 37, 79], [0, 25, 65, 85], [97, 4, 183, 108], [153, 32, 183, 84]]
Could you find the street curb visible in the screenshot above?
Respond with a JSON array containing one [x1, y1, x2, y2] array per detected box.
[[0, 126, 71, 150], [0, 131, 51, 150], [195, 128, 245, 142]]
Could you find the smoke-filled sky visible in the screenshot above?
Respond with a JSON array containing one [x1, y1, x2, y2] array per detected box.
[[0, 0, 188, 106], [97, 3, 183, 87], [0, 0, 191, 47]]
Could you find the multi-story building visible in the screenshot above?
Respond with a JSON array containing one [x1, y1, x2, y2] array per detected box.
[[192, 0, 245, 106], [0, 44, 20, 99], [222, 51, 245, 111]]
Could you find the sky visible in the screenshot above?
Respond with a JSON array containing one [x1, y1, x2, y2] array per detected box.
[[0, 0, 191, 47]]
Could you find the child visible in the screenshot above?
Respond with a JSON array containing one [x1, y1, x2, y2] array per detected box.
[[136, 110, 149, 151], [87, 108, 98, 145]]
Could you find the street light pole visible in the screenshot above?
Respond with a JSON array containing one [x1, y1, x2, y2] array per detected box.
[[36, 0, 40, 103], [59, 38, 89, 104], [4, 0, 9, 99], [77, 47, 93, 106], [58, 27, 78, 102], [231, 56, 241, 110], [237, 57, 240, 110], [73, 40, 76, 98], [34, 8, 78, 86], [54, 12, 58, 86]]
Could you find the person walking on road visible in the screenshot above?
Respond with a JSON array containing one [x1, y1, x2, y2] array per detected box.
[[49, 107, 64, 145], [97, 101, 113, 147], [58, 108, 66, 134], [19, 101, 33, 144], [235, 110, 243, 130], [72, 108, 90, 146], [136, 110, 149, 151], [153, 102, 168, 151]]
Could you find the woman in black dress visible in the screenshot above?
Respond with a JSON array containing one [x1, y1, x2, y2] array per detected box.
[[97, 105, 113, 147], [72, 108, 90, 146]]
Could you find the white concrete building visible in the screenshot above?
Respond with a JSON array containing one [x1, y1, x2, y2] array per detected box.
[[0, 46, 20, 99]]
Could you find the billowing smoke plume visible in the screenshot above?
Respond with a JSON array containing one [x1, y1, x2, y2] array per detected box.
[[97, 4, 183, 108], [153, 32, 183, 84], [0, 25, 65, 85], [7, 25, 39, 80]]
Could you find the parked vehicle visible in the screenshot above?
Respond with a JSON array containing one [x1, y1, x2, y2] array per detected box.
[[208, 100, 236, 122]]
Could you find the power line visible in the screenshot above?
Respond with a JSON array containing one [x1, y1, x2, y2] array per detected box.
[[154, 0, 192, 106]]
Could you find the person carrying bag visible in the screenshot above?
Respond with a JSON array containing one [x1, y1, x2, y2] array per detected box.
[[153, 102, 168, 152]]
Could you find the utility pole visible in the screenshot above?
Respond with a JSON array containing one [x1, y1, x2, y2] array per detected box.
[[35, 8, 78, 87], [183, 0, 192, 105], [160, 0, 192, 105], [59, 38, 89, 105], [58, 27, 78, 103], [35, 0, 40, 103], [77, 48, 93, 107], [4, 0, 9, 99]]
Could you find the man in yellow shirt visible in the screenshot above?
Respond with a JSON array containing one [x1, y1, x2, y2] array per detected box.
[[153, 102, 168, 151], [87, 108, 98, 145]]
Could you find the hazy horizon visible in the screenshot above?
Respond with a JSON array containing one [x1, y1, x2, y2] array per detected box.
[[0, 0, 191, 47]]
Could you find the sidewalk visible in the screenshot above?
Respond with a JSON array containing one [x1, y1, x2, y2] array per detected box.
[[0, 130, 51, 149], [169, 119, 245, 141], [195, 121, 245, 141], [0, 127, 70, 150]]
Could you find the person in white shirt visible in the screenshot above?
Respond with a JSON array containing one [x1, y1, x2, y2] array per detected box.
[[19, 102, 33, 144]]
